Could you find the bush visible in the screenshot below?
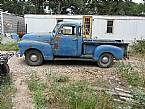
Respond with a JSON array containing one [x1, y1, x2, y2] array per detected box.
[[116, 61, 145, 87], [130, 40, 145, 56], [0, 42, 18, 51]]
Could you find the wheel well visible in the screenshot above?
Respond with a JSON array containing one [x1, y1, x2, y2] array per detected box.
[[24, 48, 44, 59], [100, 52, 114, 58]]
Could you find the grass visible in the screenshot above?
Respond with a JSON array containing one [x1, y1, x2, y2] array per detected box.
[[28, 61, 145, 109], [116, 61, 145, 87], [129, 40, 145, 59], [27, 73, 46, 109], [0, 75, 15, 109], [0, 42, 18, 51], [28, 71, 116, 109], [116, 61, 145, 108]]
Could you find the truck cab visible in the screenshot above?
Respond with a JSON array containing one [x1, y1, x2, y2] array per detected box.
[[17, 21, 128, 68]]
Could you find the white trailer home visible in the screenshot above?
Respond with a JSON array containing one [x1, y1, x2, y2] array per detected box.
[[24, 14, 145, 43]]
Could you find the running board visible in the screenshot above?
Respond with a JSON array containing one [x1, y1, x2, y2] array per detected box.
[[53, 55, 93, 61]]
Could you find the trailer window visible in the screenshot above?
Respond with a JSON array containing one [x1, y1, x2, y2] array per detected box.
[[107, 20, 113, 33]]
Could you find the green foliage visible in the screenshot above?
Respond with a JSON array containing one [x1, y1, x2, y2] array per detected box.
[[130, 40, 145, 56], [28, 71, 115, 109], [0, 75, 15, 109], [0, 36, 3, 42], [27, 73, 46, 109], [0, 42, 18, 51], [48, 80, 114, 109], [116, 61, 145, 87], [45, 72, 114, 109], [1, 0, 145, 16], [53, 75, 70, 83], [127, 87, 145, 109]]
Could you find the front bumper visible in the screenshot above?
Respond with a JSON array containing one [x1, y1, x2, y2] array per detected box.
[[16, 50, 22, 57]]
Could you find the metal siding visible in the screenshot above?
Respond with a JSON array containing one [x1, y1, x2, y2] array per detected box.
[[137, 20, 145, 40], [25, 16, 56, 33], [3, 13, 25, 34]]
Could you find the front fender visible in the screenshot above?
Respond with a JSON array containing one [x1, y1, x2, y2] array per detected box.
[[18, 40, 53, 60], [93, 45, 123, 61]]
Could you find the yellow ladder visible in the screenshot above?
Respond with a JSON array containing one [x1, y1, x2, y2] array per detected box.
[[83, 16, 92, 39]]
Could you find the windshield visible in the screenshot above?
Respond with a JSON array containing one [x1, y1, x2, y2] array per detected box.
[[53, 24, 60, 33]]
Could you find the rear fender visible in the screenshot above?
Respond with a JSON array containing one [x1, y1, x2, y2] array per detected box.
[[18, 40, 53, 60], [93, 45, 124, 61]]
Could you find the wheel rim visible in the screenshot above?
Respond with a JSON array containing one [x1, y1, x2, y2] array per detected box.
[[30, 54, 38, 62], [101, 56, 109, 64]]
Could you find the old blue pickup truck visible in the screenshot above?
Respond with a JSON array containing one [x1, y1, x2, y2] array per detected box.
[[17, 21, 128, 68]]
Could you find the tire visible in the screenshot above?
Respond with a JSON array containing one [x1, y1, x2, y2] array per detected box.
[[0, 64, 10, 76], [25, 50, 43, 66], [97, 53, 113, 68]]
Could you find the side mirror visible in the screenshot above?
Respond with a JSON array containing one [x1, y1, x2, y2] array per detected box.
[[58, 28, 64, 34]]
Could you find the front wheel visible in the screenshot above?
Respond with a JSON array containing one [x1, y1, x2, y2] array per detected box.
[[25, 50, 43, 66], [97, 53, 113, 68]]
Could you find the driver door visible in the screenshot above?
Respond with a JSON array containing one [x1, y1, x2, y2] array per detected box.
[[53, 24, 78, 56]]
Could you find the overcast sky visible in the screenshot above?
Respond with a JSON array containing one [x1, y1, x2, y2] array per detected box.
[[133, 0, 144, 3]]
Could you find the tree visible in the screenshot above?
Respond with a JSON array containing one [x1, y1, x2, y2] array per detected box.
[[30, 0, 45, 14]]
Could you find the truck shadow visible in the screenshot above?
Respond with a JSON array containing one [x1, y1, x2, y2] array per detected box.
[[44, 60, 97, 66]]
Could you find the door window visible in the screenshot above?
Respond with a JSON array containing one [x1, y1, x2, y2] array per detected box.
[[60, 25, 76, 36]]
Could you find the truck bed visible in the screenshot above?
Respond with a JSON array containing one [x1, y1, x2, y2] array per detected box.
[[83, 40, 128, 57]]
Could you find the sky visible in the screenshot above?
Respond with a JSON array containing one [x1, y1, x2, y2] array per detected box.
[[133, 0, 144, 3]]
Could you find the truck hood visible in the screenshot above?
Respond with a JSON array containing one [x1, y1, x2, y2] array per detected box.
[[22, 33, 53, 42]]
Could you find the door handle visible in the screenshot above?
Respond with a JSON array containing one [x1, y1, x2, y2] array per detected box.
[[72, 38, 77, 41]]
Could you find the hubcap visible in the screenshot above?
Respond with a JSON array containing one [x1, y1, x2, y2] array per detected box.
[[102, 56, 109, 64], [30, 54, 38, 62]]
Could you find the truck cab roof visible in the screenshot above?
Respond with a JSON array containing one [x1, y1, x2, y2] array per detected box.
[[58, 21, 81, 26]]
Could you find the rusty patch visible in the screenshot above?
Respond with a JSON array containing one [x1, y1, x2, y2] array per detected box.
[[29, 45, 32, 48], [47, 41, 51, 44], [54, 35, 61, 41], [54, 44, 59, 49]]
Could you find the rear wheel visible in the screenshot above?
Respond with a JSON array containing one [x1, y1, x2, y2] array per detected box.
[[25, 50, 43, 66], [0, 64, 10, 76], [97, 53, 113, 68]]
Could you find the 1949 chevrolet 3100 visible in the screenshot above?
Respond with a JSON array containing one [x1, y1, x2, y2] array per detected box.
[[17, 21, 128, 68]]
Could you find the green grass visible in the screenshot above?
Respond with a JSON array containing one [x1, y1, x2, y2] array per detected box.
[[28, 66, 145, 109], [28, 72, 116, 109], [0, 75, 15, 109], [116, 61, 145, 87], [129, 40, 145, 59], [0, 42, 18, 51], [27, 73, 46, 109], [47, 80, 115, 109], [115, 61, 145, 108]]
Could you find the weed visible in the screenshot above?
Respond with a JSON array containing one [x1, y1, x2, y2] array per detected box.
[[116, 61, 144, 87], [0, 42, 18, 51], [130, 40, 145, 58], [47, 80, 114, 109], [131, 87, 145, 108], [27, 73, 46, 109], [0, 75, 15, 109], [115, 61, 145, 108]]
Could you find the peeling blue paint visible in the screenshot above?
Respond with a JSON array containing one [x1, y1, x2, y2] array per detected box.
[[17, 21, 128, 64]]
